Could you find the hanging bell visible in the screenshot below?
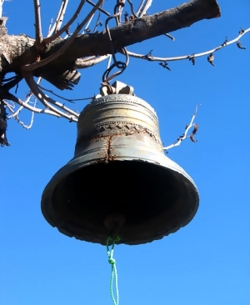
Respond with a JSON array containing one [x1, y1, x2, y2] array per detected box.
[[41, 90, 199, 245]]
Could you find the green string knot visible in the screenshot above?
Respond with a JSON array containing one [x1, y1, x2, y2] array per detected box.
[[108, 257, 116, 265], [106, 236, 120, 305]]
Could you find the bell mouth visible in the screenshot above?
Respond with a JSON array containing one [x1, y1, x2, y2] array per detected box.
[[42, 160, 199, 245]]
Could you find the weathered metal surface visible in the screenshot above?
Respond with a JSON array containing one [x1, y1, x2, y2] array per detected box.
[[41, 94, 199, 245]]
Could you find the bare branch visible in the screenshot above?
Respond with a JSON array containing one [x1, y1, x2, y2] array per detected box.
[[2, 75, 23, 91], [163, 106, 199, 151], [139, 0, 153, 17], [236, 41, 246, 49], [75, 55, 109, 69], [22, 0, 104, 73], [1, 0, 222, 79], [136, 0, 146, 17], [8, 77, 42, 119], [33, 0, 43, 47], [5, 99, 36, 129], [38, 85, 94, 103], [38, 0, 221, 71], [8, 94, 32, 119], [92, 11, 102, 33], [23, 72, 79, 121], [83, 11, 95, 33], [125, 28, 250, 64], [86, 0, 110, 16], [164, 33, 175, 41], [3, 100, 15, 115], [44, 0, 86, 45], [47, 0, 69, 37], [0, 0, 4, 18], [4, 92, 62, 118]]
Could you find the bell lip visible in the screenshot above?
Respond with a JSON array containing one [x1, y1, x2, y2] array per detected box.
[[41, 154, 199, 245]]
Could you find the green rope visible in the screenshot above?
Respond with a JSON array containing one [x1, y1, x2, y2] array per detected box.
[[106, 236, 120, 305]]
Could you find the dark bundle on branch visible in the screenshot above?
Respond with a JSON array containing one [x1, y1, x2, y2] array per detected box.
[[40, 69, 81, 90], [0, 100, 10, 146]]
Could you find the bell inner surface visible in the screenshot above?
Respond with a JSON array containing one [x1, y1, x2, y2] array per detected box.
[[51, 161, 194, 245]]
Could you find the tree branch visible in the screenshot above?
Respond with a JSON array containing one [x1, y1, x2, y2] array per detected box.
[[5, 99, 36, 129], [139, 0, 153, 17], [163, 106, 199, 151], [75, 55, 109, 69], [33, 0, 43, 48], [47, 0, 70, 37], [125, 27, 250, 64], [38, 85, 93, 102], [23, 72, 79, 121], [4, 92, 62, 117], [44, 0, 86, 45], [22, 0, 104, 72], [0, 0, 221, 77], [0, 0, 4, 18], [34, 0, 220, 75], [86, 0, 110, 16]]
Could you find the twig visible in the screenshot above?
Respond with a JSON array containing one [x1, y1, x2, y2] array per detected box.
[[164, 33, 175, 41], [47, 0, 69, 37], [23, 72, 79, 121], [163, 106, 198, 151], [75, 55, 109, 68], [8, 77, 42, 119], [4, 92, 62, 118], [7, 94, 31, 119], [136, 0, 146, 17], [93, 12, 102, 33], [126, 27, 250, 63], [3, 101, 15, 114], [38, 85, 94, 102], [5, 99, 36, 129], [83, 12, 95, 33], [86, 0, 110, 16], [139, 0, 153, 17], [0, 0, 5, 18], [2, 75, 23, 91], [43, 0, 86, 44], [47, 18, 54, 36]]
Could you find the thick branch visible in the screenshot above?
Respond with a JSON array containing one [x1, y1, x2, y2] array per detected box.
[[48, 0, 220, 63], [1, 0, 220, 79]]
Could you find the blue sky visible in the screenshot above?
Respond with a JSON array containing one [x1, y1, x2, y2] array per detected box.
[[1, 1, 250, 305]]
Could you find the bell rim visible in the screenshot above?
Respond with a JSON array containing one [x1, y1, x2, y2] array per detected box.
[[41, 156, 199, 245]]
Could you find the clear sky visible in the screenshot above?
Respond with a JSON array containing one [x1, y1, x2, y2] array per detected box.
[[1, 1, 250, 305]]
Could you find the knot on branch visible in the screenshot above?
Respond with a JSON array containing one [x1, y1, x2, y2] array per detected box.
[[0, 17, 8, 36]]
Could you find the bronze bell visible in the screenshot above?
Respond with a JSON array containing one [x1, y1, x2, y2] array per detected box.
[[41, 92, 199, 245]]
